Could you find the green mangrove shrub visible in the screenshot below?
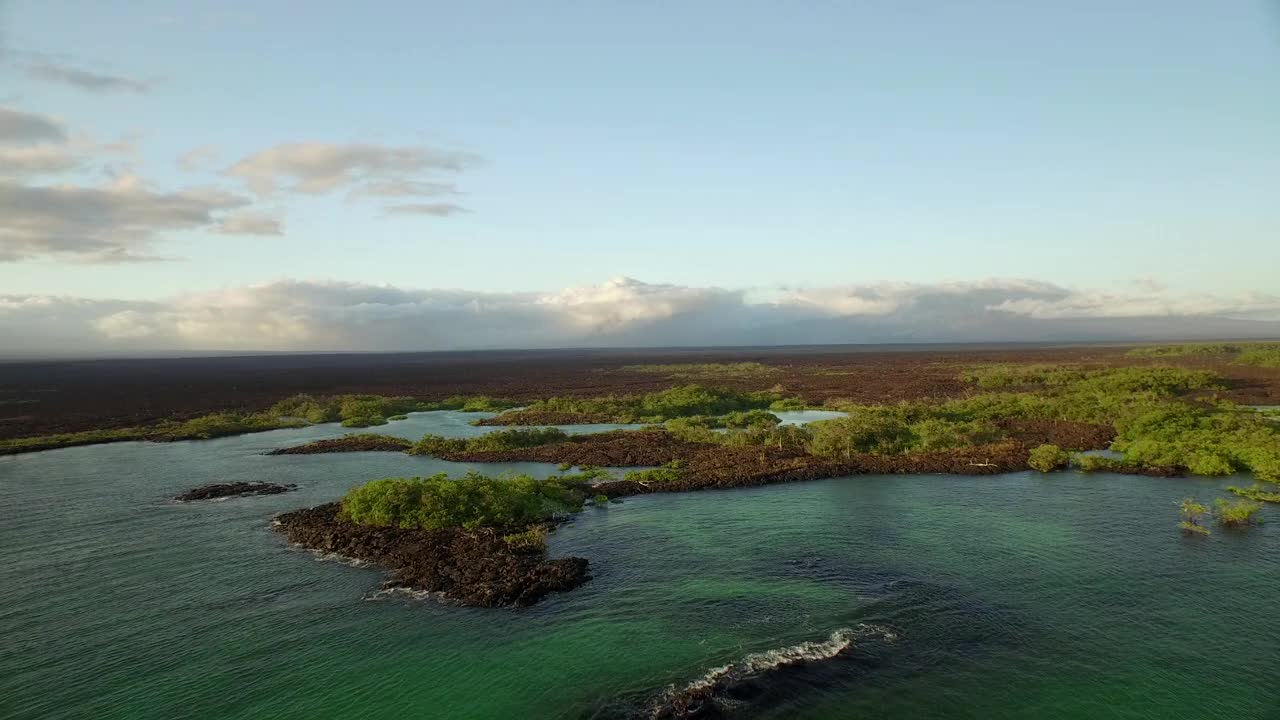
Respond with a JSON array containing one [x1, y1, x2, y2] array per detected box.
[[1179, 498, 1210, 536], [1028, 444, 1069, 472], [521, 384, 793, 424], [502, 526, 548, 552], [619, 362, 779, 378], [624, 460, 686, 484], [340, 472, 586, 530], [1214, 498, 1264, 528], [409, 428, 570, 456], [1226, 484, 1280, 504]]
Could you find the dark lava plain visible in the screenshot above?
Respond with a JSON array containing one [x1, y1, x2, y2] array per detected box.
[[5, 343, 1279, 441]]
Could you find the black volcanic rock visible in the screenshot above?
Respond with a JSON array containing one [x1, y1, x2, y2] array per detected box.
[[175, 481, 297, 502], [274, 503, 589, 608]]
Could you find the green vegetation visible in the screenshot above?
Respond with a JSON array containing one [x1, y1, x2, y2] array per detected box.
[[270, 393, 520, 428], [1128, 343, 1236, 358], [592, 493, 610, 506], [340, 472, 590, 531], [409, 427, 570, 456], [624, 460, 686, 484], [618, 362, 779, 378], [663, 415, 811, 450], [0, 410, 308, 455], [1226, 484, 1280, 503], [1028, 444, 1070, 472], [805, 409, 1001, 458], [1214, 498, 1264, 528], [1237, 345, 1280, 369], [273, 393, 423, 428], [961, 364, 1089, 388], [1179, 498, 1210, 536], [502, 526, 548, 552], [1110, 401, 1280, 482], [1127, 341, 1280, 368], [518, 384, 795, 424], [1072, 454, 1124, 472], [420, 395, 522, 413]]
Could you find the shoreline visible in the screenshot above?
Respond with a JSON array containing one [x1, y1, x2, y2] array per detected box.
[[273, 503, 589, 607]]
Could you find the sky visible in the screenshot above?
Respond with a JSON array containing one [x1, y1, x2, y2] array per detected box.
[[1, 0, 1279, 355]]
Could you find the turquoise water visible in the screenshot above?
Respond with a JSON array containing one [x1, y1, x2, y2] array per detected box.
[[2, 412, 1278, 719]]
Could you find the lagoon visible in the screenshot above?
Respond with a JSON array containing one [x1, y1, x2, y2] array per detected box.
[[2, 412, 1277, 719]]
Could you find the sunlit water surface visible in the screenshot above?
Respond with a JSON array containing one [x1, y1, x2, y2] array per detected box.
[[2, 411, 1277, 719]]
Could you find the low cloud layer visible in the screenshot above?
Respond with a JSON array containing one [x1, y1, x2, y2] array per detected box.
[[214, 211, 284, 236], [0, 176, 255, 262], [3, 277, 1277, 358], [0, 106, 68, 143], [224, 142, 477, 198], [0, 105, 279, 261], [26, 62, 151, 94]]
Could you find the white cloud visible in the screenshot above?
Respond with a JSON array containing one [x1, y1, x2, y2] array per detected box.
[[0, 106, 68, 143], [0, 106, 139, 179], [384, 202, 469, 217], [25, 62, 151, 94], [990, 288, 1280, 320], [348, 179, 459, 199], [225, 142, 477, 197], [3, 277, 1278, 357], [214, 211, 283, 236], [0, 176, 251, 262]]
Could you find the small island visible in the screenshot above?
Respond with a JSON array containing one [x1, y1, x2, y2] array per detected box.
[[175, 481, 297, 502], [274, 471, 599, 607]]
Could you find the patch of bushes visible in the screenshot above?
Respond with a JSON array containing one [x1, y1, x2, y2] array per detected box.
[[1214, 498, 1264, 528], [805, 410, 1002, 458], [1125, 342, 1280, 368], [1128, 343, 1236, 358], [520, 384, 793, 424], [503, 526, 548, 552], [1179, 498, 1210, 536], [1072, 454, 1122, 472], [1028, 444, 1069, 472], [340, 472, 588, 531], [1237, 346, 1280, 369], [268, 393, 519, 429], [1226, 484, 1280, 504], [618, 362, 779, 378], [409, 428, 570, 456], [624, 460, 686, 484], [420, 395, 521, 412]]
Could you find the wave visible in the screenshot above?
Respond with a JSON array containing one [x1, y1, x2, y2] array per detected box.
[[284, 543, 371, 568], [638, 624, 898, 719], [363, 586, 450, 603]]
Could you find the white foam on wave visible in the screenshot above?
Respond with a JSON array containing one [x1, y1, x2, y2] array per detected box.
[[294, 546, 370, 568], [363, 586, 450, 603], [646, 623, 897, 718]]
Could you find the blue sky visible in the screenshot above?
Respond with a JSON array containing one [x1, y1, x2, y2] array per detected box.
[[1, 1, 1278, 353]]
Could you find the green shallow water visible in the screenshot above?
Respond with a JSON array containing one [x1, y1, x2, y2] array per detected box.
[[2, 412, 1278, 719]]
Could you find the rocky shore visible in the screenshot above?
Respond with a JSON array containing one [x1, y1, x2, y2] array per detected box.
[[174, 481, 297, 502], [473, 409, 615, 426], [274, 503, 589, 607], [267, 434, 411, 455]]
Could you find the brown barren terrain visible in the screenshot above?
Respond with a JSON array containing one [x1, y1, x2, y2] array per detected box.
[[3, 344, 1277, 441]]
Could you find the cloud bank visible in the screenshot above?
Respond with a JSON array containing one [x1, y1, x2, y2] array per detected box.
[[3, 277, 1277, 357], [0, 103, 477, 262], [25, 62, 152, 94]]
